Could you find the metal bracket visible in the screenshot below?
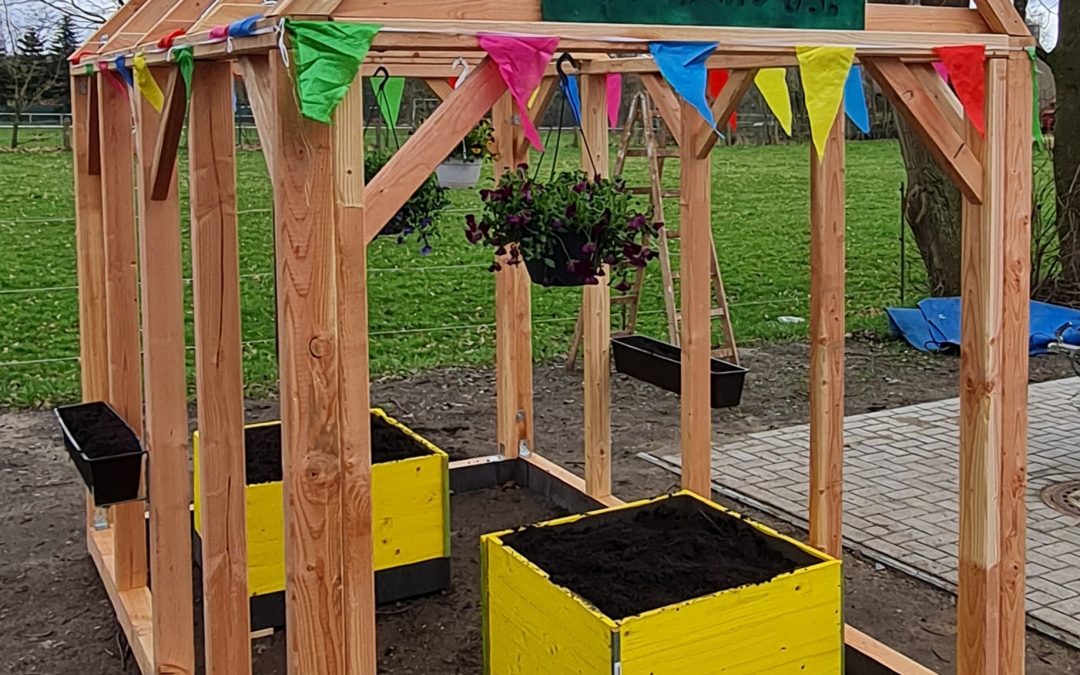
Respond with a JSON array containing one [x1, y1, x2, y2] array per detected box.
[[518, 440, 531, 458]]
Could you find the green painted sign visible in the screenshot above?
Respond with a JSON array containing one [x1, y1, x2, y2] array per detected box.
[[542, 0, 865, 31]]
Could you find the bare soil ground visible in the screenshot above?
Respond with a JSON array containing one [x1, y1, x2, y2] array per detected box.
[[2, 337, 1079, 673]]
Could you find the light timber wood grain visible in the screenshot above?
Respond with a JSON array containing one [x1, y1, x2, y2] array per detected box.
[[865, 4, 990, 34], [808, 110, 846, 560], [88, 528, 156, 674], [640, 74, 683, 143], [696, 68, 758, 159], [579, 73, 612, 499], [150, 69, 187, 201], [956, 57, 1006, 675], [237, 55, 276, 178], [98, 72, 149, 593], [188, 60, 252, 675]]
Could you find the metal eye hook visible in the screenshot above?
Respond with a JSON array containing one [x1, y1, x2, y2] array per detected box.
[[373, 66, 391, 96], [555, 53, 579, 87]]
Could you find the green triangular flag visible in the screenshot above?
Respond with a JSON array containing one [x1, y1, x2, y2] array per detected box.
[[1027, 47, 1045, 145], [173, 46, 195, 102], [287, 20, 380, 124], [376, 76, 405, 130], [84, 64, 94, 77]]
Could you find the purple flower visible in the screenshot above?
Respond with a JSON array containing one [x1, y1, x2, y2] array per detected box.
[[489, 261, 502, 273], [628, 214, 647, 231], [480, 189, 493, 201], [507, 214, 524, 227], [465, 228, 483, 244], [420, 245, 433, 256], [466, 214, 477, 227], [581, 242, 597, 255], [565, 203, 577, 219], [573, 182, 588, 193], [583, 275, 599, 285], [615, 281, 632, 293], [551, 219, 565, 232]]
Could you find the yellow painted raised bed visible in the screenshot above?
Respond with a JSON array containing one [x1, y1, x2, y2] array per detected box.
[[193, 408, 450, 627], [482, 491, 842, 675]]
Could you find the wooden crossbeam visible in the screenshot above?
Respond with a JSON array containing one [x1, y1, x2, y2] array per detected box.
[[425, 78, 455, 101], [863, 58, 984, 204], [865, 4, 990, 34], [150, 69, 187, 201], [364, 58, 506, 241], [640, 74, 683, 143], [973, 0, 1031, 36], [697, 68, 759, 159], [909, 63, 965, 136]]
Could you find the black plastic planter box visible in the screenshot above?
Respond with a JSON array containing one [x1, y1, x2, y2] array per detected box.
[[55, 401, 145, 506], [612, 335, 748, 408]]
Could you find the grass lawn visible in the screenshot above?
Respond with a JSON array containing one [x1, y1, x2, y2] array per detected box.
[[0, 134, 919, 408]]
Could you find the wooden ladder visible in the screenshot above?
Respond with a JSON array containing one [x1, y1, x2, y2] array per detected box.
[[566, 90, 739, 369]]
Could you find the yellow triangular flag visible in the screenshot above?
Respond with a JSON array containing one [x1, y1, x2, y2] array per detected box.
[[754, 68, 793, 136], [133, 53, 164, 113], [528, 86, 540, 109], [796, 46, 855, 159]]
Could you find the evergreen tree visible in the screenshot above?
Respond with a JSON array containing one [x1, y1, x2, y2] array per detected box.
[[52, 15, 78, 58], [17, 29, 44, 57]]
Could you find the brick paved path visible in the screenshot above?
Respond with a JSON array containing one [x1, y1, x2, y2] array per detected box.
[[645, 377, 1080, 647]]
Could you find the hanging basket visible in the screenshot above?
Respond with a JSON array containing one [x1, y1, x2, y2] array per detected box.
[[612, 335, 748, 408], [436, 158, 483, 189], [524, 231, 589, 287]]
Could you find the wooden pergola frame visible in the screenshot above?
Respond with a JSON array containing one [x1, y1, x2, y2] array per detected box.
[[69, 1, 1035, 673]]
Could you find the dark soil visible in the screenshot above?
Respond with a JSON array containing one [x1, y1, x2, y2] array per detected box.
[[56, 402, 141, 459], [502, 494, 812, 619], [3, 339, 1080, 673], [243, 415, 434, 484]]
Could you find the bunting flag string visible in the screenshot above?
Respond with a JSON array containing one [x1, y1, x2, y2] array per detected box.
[[606, 73, 622, 128], [477, 33, 559, 151], [286, 21, 380, 124], [707, 68, 737, 130], [934, 45, 986, 135], [1028, 47, 1045, 145], [133, 54, 165, 112], [172, 46, 195, 102], [796, 45, 855, 159], [843, 64, 871, 135], [376, 76, 406, 130], [650, 42, 717, 128], [753, 68, 792, 136], [114, 56, 135, 88]]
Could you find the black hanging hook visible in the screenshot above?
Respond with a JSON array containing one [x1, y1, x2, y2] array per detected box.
[[555, 53, 578, 89]]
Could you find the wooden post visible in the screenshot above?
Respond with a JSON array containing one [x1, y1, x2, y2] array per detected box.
[[188, 61, 253, 675], [679, 105, 713, 496], [957, 57, 1006, 675], [808, 109, 846, 559], [72, 75, 107, 534], [579, 74, 612, 498], [997, 51, 1033, 675], [492, 92, 533, 458], [268, 56, 352, 675], [98, 73, 148, 592], [332, 80, 378, 675]]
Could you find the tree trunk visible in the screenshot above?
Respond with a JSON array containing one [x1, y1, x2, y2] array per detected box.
[[10, 115, 19, 149], [1050, 2, 1080, 290], [895, 116, 964, 296]]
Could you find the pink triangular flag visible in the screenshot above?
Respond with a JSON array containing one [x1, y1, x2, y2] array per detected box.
[[934, 45, 986, 135], [932, 61, 950, 84], [477, 33, 559, 151], [606, 73, 622, 128]]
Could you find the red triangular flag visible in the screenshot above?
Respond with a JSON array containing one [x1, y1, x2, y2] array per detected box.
[[448, 76, 458, 89], [706, 69, 738, 131], [934, 45, 986, 135]]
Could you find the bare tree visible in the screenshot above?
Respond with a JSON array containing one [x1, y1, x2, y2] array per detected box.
[[0, 0, 66, 147]]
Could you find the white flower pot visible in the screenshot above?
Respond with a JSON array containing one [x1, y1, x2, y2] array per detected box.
[[436, 158, 483, 189]]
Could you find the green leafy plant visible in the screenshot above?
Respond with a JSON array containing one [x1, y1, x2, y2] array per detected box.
[[445, 119, 494, 163], [464, 166, 659, 287], [366, 148, 450, 255]]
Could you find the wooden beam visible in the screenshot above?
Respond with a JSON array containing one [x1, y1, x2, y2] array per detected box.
[[679, 106, 713, 497], [267, 0, 342, 16], [330, 0, 540, 20], [137, 0, 233, 45], [808, 108, 846, 560], [998, 51, 1033, 675], [78, 0, 151, 52], [98, 72, 149, 593], [332, 79, 378, 675], [956, 57, 1006, 675], [269, 55, 348, 674], [640, 74, 682, 142], [88, 528, 155, 674], [99, 0, 183, 53], [150, 69, 187, 201], [910, 63, 965, 136], [189, 2, 267, 33], [188, 60, 252, 675], [133, 65, 196, 675], [425, 77, 454, 101], [236, 55, 276, 178], [973, 0, 1031, 36], [582, 54, 794, 73], [863, 58, 984, 204], [844, 626, 937, 675], [865, 4, 991, 34], [365, 58, 506, 241], [491, 92, 534, 459], [697, 68, 758, 159], [579, 73, 612, 499]]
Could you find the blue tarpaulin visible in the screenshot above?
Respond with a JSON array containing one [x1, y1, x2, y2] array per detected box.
[[886, 298, 1080, 355]]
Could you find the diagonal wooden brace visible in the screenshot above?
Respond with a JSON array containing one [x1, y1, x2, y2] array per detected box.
[[863, 57, 984, 204], [696, 68, 759, 159], [364, 57, 507, 242], [640, 74, 683, 143], [150, 68, 187, 201]]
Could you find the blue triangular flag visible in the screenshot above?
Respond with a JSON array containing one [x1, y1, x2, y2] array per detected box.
[[228, 14, 263, 38], [114, 56, 134, 88], [562, 74, 582, 126], [843, 64, 871, 135], [649, 42, 717, 127]]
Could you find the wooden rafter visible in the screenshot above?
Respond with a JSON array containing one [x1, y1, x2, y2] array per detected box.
[[78, 0, 152, 53], [138, 0, 226, 46], [696, 68, 758, 159], [973, 0, 1031, 36], [150, 70, 187, 201], [364, 58, 506, 241], [863, 57, 984, 204], [99, 0, 183, 53], [639, 74, 683, 143]]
